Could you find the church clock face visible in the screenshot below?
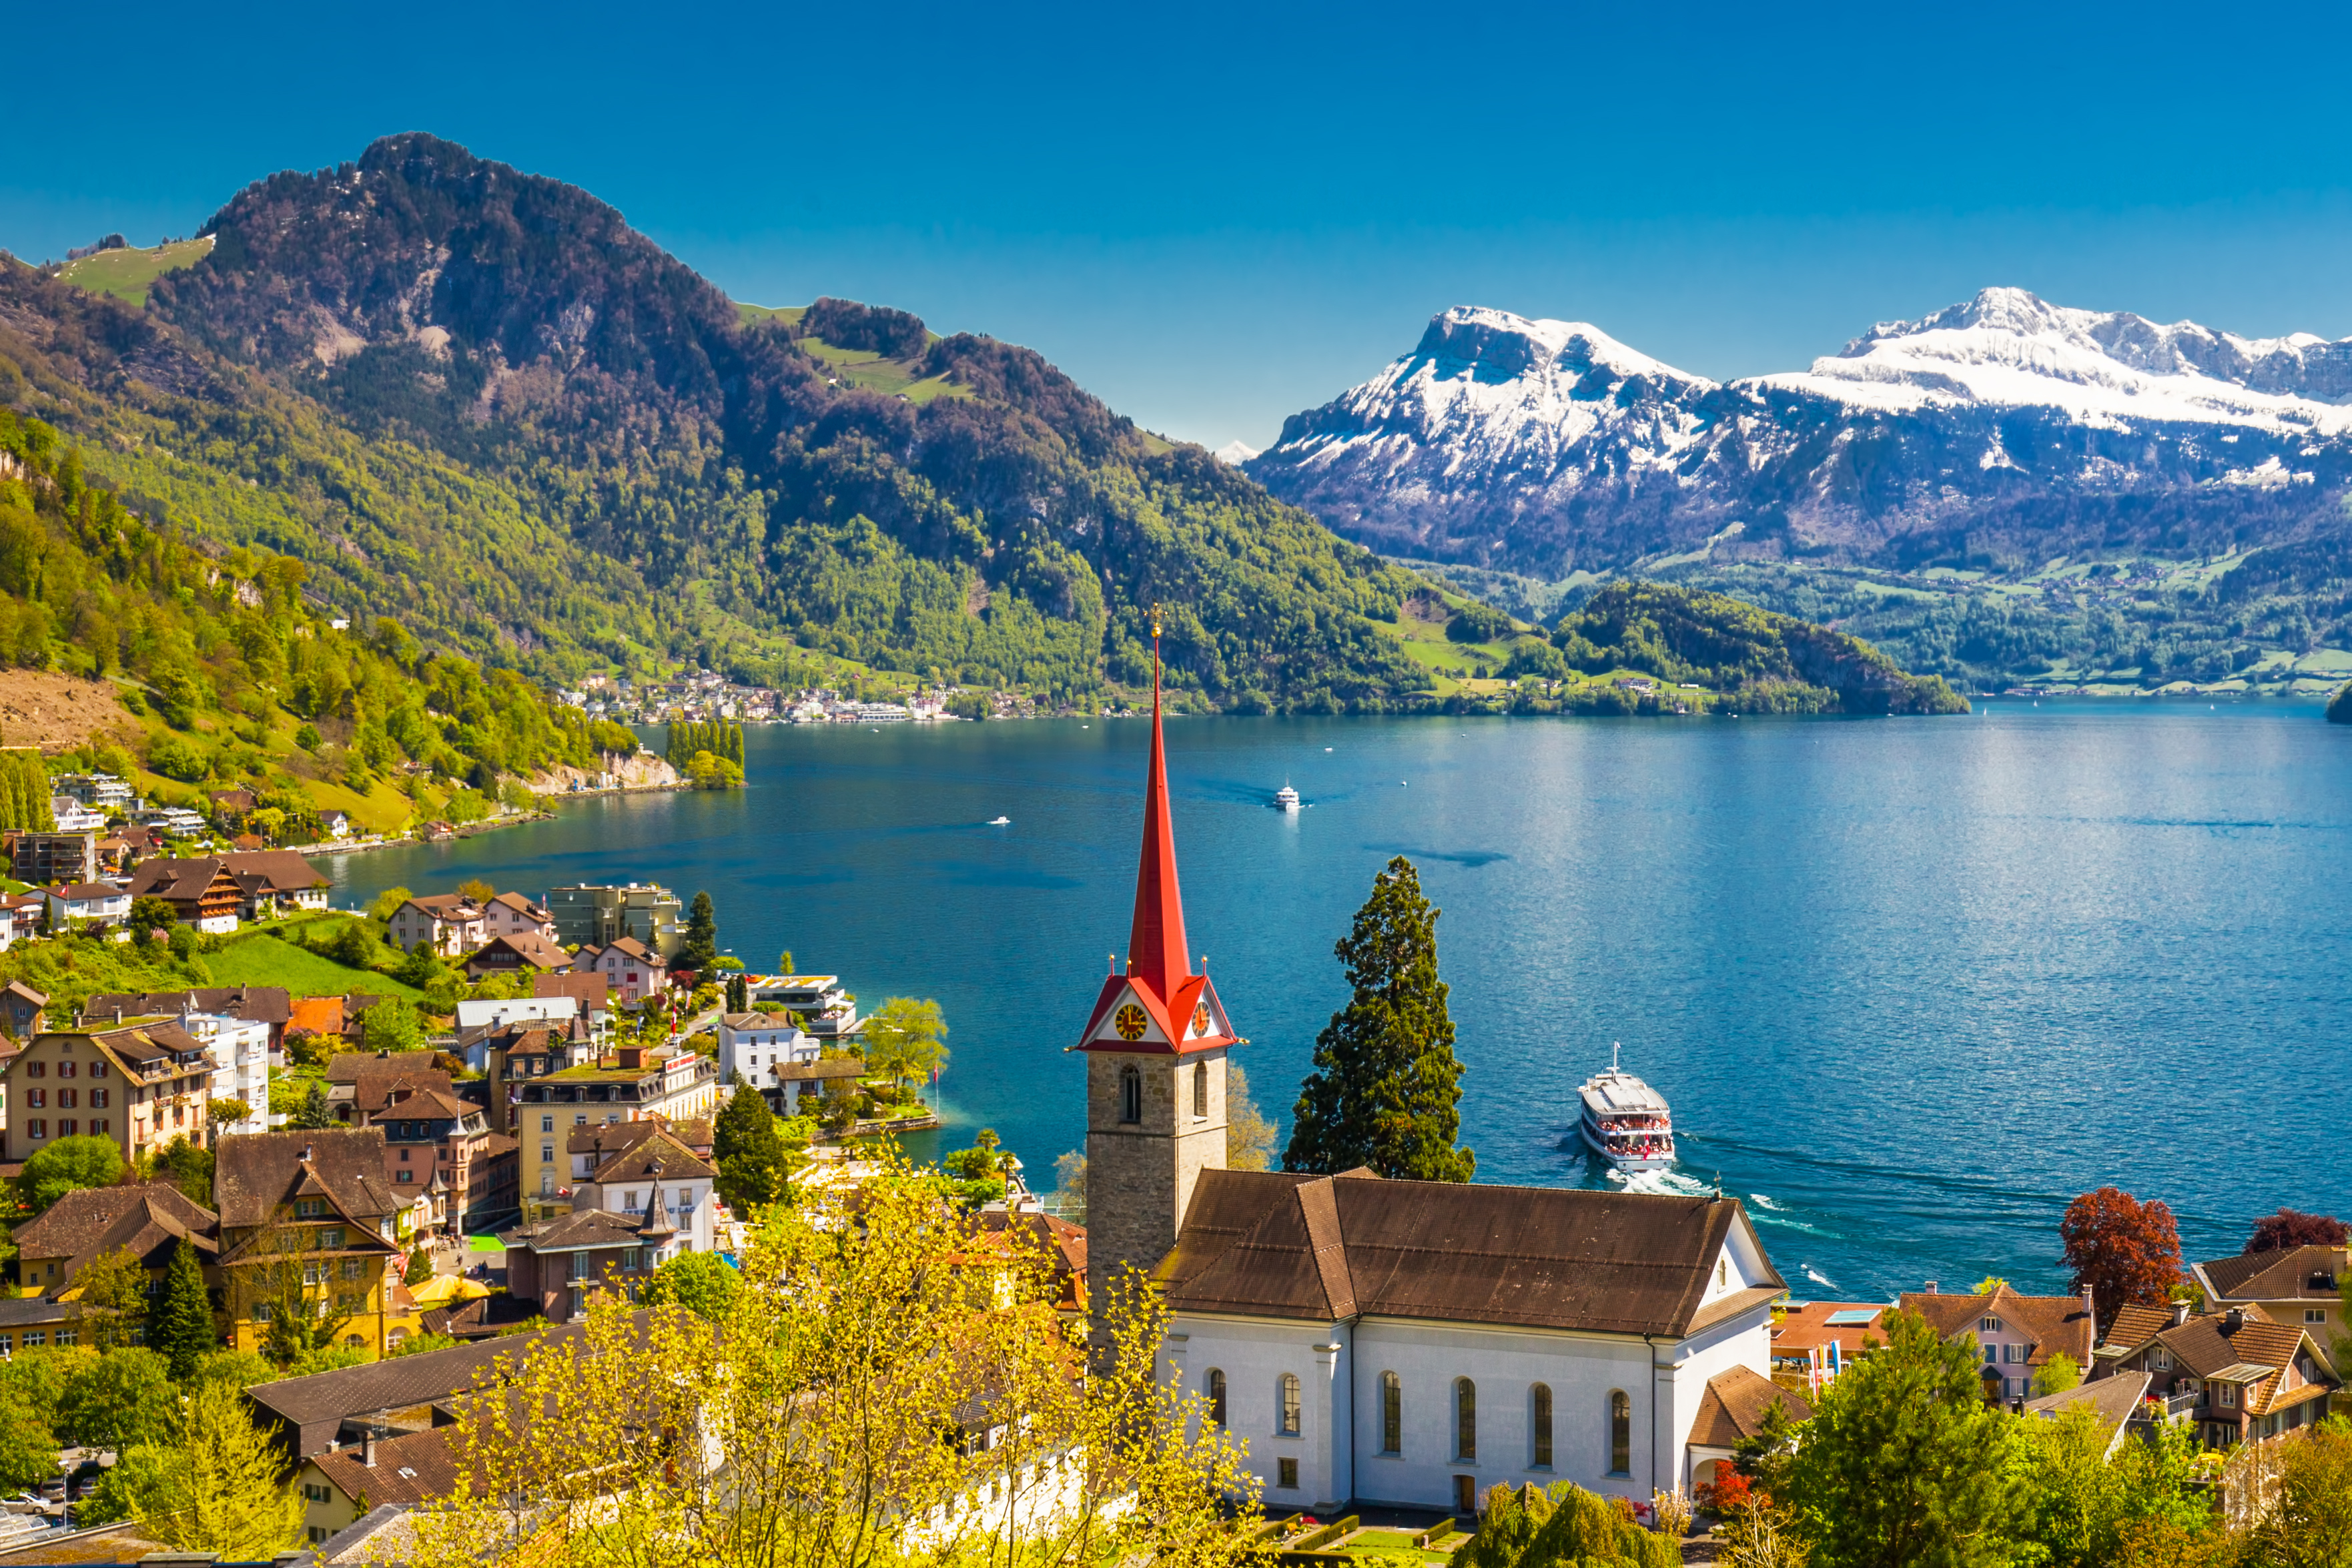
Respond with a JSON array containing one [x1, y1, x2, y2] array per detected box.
[[1114, 1004, 1149, 1041], [1193, 1003, 1212, 1036]]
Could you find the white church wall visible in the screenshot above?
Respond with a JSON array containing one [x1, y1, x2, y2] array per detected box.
[[1167, 1316, 1352, 1511]]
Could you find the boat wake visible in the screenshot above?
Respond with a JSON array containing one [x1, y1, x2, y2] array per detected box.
[[1605, 1166, 1711, 1199]]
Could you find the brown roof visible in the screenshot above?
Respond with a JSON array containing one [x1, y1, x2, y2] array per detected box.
[[247, 1321, 601, 1453], [46, 881, 123, 901], [221, 849, 328, 892], [1771, 1300, 1889, 1356], [420, 1292, 544, 1340], [402, 893, 484, 921], [2102, 1303, 2177, 1354], [587, 1128, 716, 1185], [1898, 1284, 2096, 1374], [1688, 1364, 1812, 1449], [468, 931, 572, 970], [592, 935, 658, 964], [13, 1183, 219, 1277], [501, 1208, 647, 1252], [534, 971, 608, 1010], [309, 1425, 472, 1507], [68, 1020, 214, 1076], [1159, 1170, 1782, 1336], [84, 986, 293, 1026], [978, 1211, 1088, 1312], [125, 856, 242, 903], [214, 1128, 400, 1236], [2, 982, 48, 1007], [2199, 1245, 2347, 1304], [490, 891, 547, 917], [2120, 1305, 2331, 1416], [353, 1072, 470, 1120], [564, 1117, 714, 1160]]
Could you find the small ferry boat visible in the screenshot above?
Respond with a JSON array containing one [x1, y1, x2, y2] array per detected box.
[[1577, 1044, 1675, 1170], [1272, 783, 1301, 812], [987, 815, 1011, 826]]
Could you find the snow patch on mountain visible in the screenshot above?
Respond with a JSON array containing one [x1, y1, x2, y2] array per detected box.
[[1213, 439, 1259, 465]]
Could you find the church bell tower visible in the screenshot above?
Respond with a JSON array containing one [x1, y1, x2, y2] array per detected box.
[[1072, 616, 1240, 1318]]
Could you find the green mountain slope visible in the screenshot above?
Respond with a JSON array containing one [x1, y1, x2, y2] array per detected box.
[[92, 132, 1423, 709]]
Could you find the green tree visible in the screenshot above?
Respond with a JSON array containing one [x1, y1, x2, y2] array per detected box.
[[147, 1135, 214, 1206], [367, 885, 413, 922], [15, 1134, 126, 1213], [1784, 1309, 2029, 1568], [641, 1250, 741, 1320], [0, 1387, 57, 1496], [389, 1332, 461, 1358], [102, 1381, 303, 1556], [71, 1246, 151, 1350], [55, 1347, 177, 1451], [679, 889, 718, 971], [2020, 1407, 2212, 1568], [2031, 1352, 2083, 1399], [1052, 1150, 1087, 1226], [189, 1350, 276, 1392], [151, 1238, 218, 1384], [405, 1245, 434, 1286], [127, 895, 180, 941], [2248, 1420, 2352, 1567], [1284, 856, 1474, 1180], [862, 997, 948, 1089], [713, 1083, 790, 1212], [289, 1080, 337, 1130]]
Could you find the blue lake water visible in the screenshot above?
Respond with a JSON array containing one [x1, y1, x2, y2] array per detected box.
[[323, 703, 2352, 1302]]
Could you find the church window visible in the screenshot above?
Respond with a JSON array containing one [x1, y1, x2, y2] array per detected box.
[[1277, 1457, 1298, 1490], [1193, 1062, 1208, 1120], [1608, 1391, 1631, 1475], [1455, 1379, 1476, 1461], [1380, 1372, 1401, 1454], [1206, 1368, 1227, 1427], [1717, 1259, 1727, 1290], [1531, 1383, 1553, 1468], [1120, 1066, 1142, 1125], [1278, 1373, 1300, 1435]]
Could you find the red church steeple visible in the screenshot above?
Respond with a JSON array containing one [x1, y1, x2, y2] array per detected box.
[[1074, 613, 1238, 1056]]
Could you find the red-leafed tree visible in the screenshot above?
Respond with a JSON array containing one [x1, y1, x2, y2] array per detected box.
[[2060, 1186, 2183, 1334], [2245, 1208, 2349, 1254]]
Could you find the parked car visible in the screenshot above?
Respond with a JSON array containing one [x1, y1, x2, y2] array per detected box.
[[0, 1495, 43, 1515], [33, 1481, 63, 1502]]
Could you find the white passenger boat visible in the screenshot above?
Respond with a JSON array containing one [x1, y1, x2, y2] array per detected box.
[[1272, 783, 1300, 812], [1578, 1044, 1675, 1170]]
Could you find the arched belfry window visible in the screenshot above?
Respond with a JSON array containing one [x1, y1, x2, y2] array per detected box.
[[1379, 1371, 1401, 1453], [1608, 1390, 1631, 1475], [1120, 1066, 1142, 1125], [1193, 1062, 1208, 1119], [1455, 1378, 1477, 1461], [1278, 1373, 1301, 1435], [1206, 1368, 1227, 1427], [1531, 1383, 1553, 1468]]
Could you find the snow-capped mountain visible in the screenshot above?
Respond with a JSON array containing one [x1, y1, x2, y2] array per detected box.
[[1248, 290, 2352, 576], [1212, 439, 1260, 466]]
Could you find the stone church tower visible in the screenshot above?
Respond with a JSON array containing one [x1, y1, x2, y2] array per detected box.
[[1072, 622, 1240, 1320]]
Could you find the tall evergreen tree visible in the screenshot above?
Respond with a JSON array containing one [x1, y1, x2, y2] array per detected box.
[[679, 889, 719, 971], [289, 1081, 336, 1130], [1283, 856, 1475, 1181], [713, 1083, 788, 1211], [151, 1238, 217, 1384]]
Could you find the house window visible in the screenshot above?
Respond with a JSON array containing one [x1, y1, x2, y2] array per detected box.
[[342, 1260, 362, 1280], [1119, 1066, 1142, 1125], [398, 1170, 414, 1183], [90, 1090, 107, 1108], [319, 1228, 344, 1249], [91, 1120, 107, 1135], [297, 1200, 325, 1218], [24, 1091, 41, 1109], [1608, 1391, 1631, 1476], [1193, 1062, 1208, 1119], [23, 1064, 39, 1078], [1531, 1383, 1553, 1469], [2308, 1310, 2327, 1325], [1278, 1373, 1301, 1436], [1277, 1457, 1298, 1490], [56, 1062, 75, 1080], [59, 1119, 75, 1136], [1981, 1316, 2004, 1333], [1381, 1371, 1402, 1454], [541, 1116, 554, 1133], [2219, 1383, 2237, 1409], [90, 1062, 105, 1079], [1455, 1379, 1476, 1461]]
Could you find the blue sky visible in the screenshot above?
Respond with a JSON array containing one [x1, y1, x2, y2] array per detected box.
[[9, 0, 2352, 450]]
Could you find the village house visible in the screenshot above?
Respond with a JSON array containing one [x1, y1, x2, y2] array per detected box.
[[463, 929, 573, 980], [501, 1123, 717, 1319], [1898, 1282, 2098, 1403], [318, 809, 352, 841], [87, 986, 292, 1101], [578, 935, 665, 1004], [2192, 1245, 2346, 1348], [387, 894, 488, 957], [548, 881, 683, 958], [11, 1182, 219, 1298], [2024, 1370, 2154, 1459], [534, 970, 610, 1016], [0, 895, 36, 951], [214, 1129, 408, 1358], [297, 1426, 467, 1546], [1768, 1301, 1889, 1393], [0, 981, 47, 1038], [747, 973, 863, 1042], [246, 1320, 604, 1463], [715, 1011, 862, 1115], [2095, 1301, 2340, 1448], [222, 848, 332, 917], [0, 1020, 217, 1164], [481, 891, 558, 942], [43, 880, 129, 929], [511, 1042, 719, 1218], [126, 857, 248, 933], [324, 1062, 507, 1235]]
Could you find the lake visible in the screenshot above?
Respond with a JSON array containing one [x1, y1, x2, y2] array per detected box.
[[322, 702, 2352, 1302]]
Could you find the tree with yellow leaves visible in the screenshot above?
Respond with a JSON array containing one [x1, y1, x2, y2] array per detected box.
[[408, 1154, 1268, 1568]]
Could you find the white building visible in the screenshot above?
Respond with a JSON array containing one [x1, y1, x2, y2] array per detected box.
[[1160, 1172, 1795, 1515], [43, 882, 129, 929], [176, 1009, 272, 1134], [49, 801, 108, 833], [715, 1011, 819, 1086]]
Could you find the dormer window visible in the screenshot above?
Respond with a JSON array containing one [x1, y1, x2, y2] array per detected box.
[[296, 1199, 326, 1218], [1981, 1316, 2004, 1333]]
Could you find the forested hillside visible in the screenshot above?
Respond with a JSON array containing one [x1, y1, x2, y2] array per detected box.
[[0, 402, 633, 833], [21, 132, 1424, 711]]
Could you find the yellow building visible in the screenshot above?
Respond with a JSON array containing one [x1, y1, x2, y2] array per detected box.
[[214, 1129, 405, 1358]]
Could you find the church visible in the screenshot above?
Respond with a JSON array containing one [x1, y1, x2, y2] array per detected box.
[[1072, 627, 1802, 1517]]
